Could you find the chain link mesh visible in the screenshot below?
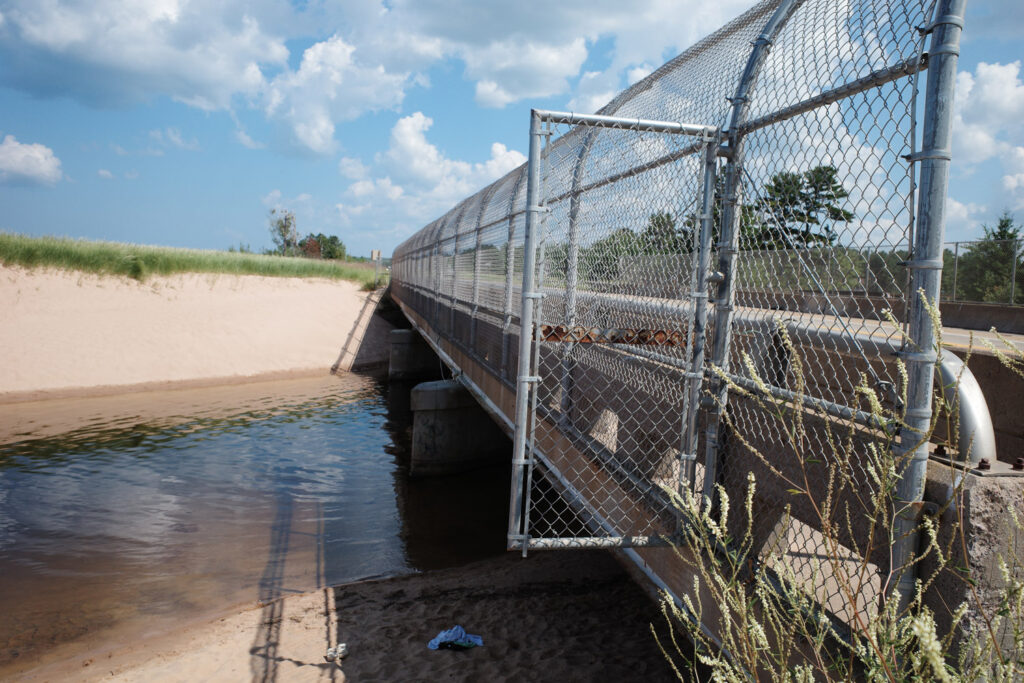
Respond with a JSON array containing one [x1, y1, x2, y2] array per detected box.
[[391, 0, 946, 630]]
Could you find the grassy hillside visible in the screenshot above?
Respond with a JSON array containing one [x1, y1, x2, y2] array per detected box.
[[0, 233, 384, 287]]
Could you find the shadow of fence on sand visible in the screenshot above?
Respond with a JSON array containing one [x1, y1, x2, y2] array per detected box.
[[249, 496, 339, 683], [331, 288, 405, 375]]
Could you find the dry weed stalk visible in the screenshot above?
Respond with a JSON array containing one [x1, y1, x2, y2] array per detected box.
[[654, 295, 1024, 681]]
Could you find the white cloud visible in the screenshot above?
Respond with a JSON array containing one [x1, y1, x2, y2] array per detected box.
[[234, 129, 263, 149], [568, 70, 619, 114], [381, 112, 525, 199], [0, 2, 286, 109], [626, 64, 654, 85], [150, 127, 200, 151], [466, 39, 588, 108], [349, 177, 404, 201], [336, 112, 525, 240], [953, 61, 1024, 214], [946, 196, 987, 235], [0, 0, 757, 147], [264, 35, 407, 153], [0, 134, 62, 185], [261, 188, 282, 208], [953, 62, 1024, 166], [338, 156, 368, 180], [98, 168, 113, 179], [359, 0, 751, 111]]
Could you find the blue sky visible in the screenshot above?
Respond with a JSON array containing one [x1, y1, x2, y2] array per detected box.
[[0, 0, 1021, 258]]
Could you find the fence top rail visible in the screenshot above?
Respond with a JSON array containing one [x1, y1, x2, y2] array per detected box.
[[532, 109, 719, 138]]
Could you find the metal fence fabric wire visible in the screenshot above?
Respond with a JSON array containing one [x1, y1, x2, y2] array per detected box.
[[390, 0, 963, 625]]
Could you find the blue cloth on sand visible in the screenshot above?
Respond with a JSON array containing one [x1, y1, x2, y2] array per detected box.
[[428, 625, 484, 650]]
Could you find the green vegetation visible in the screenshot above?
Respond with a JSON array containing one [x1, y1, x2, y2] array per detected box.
[[942, 211, 1023, 304], [752, 164, 854, 248], [0, 232, 381, 286], [538, 166, 1018, 305], [267, 209, 348, 261], [268, 208, 301, 255], [655, 311, 1024, 681]]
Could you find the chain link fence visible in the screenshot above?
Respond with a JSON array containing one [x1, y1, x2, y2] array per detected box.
[[392, 0, 964, 635], [942, 238, 1023, 305]]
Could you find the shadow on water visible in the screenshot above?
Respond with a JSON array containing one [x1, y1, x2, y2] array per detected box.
[[383, 380, 512, 571], [249, 493, 293, 683], [0, 371, 507, 679], [234, 376, 507, 679], [244, 377, 512, 683]]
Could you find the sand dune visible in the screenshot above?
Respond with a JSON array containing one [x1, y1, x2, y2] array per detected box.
[[0, 266, 390, 401]]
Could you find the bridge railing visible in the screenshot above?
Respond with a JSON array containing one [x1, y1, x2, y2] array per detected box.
[[392, 0, 965, 628]]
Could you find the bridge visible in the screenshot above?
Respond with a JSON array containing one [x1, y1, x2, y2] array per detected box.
[[388, 0, 1024, 656]]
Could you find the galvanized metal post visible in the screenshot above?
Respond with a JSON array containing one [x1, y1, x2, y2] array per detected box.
[[508, 110, 544, 553], [865, 250, 872, 295], [520, 122, 553, 554], [951, 240, 959, 300], [891, 0, 965, 612], [470, 187, 498, 355], [1011, 238, 1019, 304], [500, 169, 527, 382], [558, 132, 597, 420], [681, 137, 719, 491], [431, 239, 441, 329], [449, 232, 459, 336], [702, 0, 804, 504]]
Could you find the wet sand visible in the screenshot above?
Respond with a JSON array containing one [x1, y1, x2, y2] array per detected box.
[[20, 550, 683, 683]]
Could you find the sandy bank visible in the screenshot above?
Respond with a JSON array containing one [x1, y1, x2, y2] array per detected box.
[[0, 266, 391, 402], [24, 550, 680, 683]]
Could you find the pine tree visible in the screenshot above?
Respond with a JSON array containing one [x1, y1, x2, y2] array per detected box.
[[952, 211, 1022, 303], [751, 165, 854, 249]]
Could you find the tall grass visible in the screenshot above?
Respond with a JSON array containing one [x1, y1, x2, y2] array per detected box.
[[653, 298, 1024, 681], [0, 232, 382, 287]]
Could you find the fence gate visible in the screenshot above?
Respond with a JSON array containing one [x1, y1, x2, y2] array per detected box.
[[507, 110, 720, 553]]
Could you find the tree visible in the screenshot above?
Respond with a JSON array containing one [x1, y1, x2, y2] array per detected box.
[[315, 233, 347, 260], [949, 211, 1023, 304], [300, 233, 346, 260], [299, 234, 321, 258], [580, 228, 644, 282], [268, 209, 299, 255], [750, 165, 854, 249], [639, 211, 691, 254]]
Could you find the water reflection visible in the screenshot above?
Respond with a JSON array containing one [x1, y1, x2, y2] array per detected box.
[[0, 372, 510, 678]]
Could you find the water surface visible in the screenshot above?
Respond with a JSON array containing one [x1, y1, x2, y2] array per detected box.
[[0, 372, 509, 677]]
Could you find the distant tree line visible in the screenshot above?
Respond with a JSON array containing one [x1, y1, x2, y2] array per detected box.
[[942, 211, 1023, 304], [544, 164, 855, 283], [264, 208, 348, 260], [531, 165, 1020, 304]]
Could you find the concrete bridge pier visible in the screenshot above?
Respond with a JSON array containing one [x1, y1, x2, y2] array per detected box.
[[409, 379, 508, 478], [389, 329, 440, 381]]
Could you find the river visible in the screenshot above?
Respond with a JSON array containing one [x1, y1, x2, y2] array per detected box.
[[0, 371, 510, 678]]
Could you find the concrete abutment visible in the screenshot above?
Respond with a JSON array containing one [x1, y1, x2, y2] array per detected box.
[[389, 327, 509, 478]]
